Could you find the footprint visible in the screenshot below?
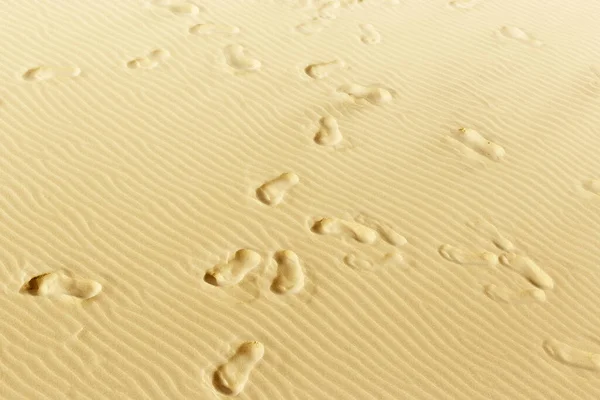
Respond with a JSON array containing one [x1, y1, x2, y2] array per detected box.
[[337, 83, 393, 105], [224, 44, 261, 72], [296, 0, 316, 7], [318, 0, 340, 19], [204, 249, 261, 287], [305, 59, 345, 79], [438, 244, 498, 267], [382, 251, 405, 266], [296, 18, 329, 35], [169, 2, 201, 15], [271, 250, 305, 294], [344, 253, 374, 271], [499, 26, 543, 47], [314, 116, 342, 146], [127, 49, 170, 69], [379, 228, 407, 247], [484, 284, 546, 304], [23, 66, 81, 82], [355, 214, 407, 247], [360, 24, 381, 44], [213, 341, 264, 396], [21, 270, 102, 300], [543, 338, 600, 371], [467, 218, 514, 251], [311, 217, 378, 244], [340, 0, 363, 8], [453, 128, 505, 161], [499, 253, 554, 290], [344, 251, 404, 271], [256, 172, 299, 206], [448, 0, 480, 9], [583, 179, 600, 195], [189, 23, 239, 35]]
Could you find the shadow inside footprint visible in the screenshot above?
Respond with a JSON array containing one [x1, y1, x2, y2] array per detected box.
[[212, 373, 235, 396], [203, 273, 219, 286]]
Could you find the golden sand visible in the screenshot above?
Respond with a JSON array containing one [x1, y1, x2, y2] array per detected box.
[[1, 0, 600, 398]]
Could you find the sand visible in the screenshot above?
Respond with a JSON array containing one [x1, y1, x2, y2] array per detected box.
[[1, 0, 600, 398]]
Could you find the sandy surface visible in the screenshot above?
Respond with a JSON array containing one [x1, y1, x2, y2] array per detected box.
[[1, 0, 600, 398]]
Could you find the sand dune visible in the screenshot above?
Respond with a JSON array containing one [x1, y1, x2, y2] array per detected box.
[[1, 0, 600, 398]]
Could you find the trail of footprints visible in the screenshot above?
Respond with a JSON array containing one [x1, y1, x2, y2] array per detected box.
[[436, 219, 591, 370], [294, 0, 386, 44], [13, 2, 594, 394], [438, 218, 554, 296]]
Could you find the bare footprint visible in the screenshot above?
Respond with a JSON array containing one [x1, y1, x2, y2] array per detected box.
[[213, 341, 264, 396], [344, 251, 404, 271], [499, 253, 554, 290], [190, 23, 239, 35], [338, 83, 393, 105], [355, 214, 407, 247], [271, 250, 305, 294], [319, 0, 340, 19], [296, 18, 329, 35], [21, 271, 102, 300], [305, 59, 345, 79], [224, 44, 261, 72], [344, 253, 374, 271], [256, 172, 299, 206], [127, 49, 170, 69], [23, 66, 81, 82], [314, 116, 342, 146], [484, 284, 546, 304], [360, 24, 381, 44], [499, 26, 543, 47], [448, 0, 480, 9], [312, 217, 377, 244], [204, 249, 261, 287], [543, 338, 600, 371], [438, 244, 498, 267], [453, 128, 505, 161], [467, 218, 514, 251], [169, 2, 201, 15], [583, 179, 600, 195]]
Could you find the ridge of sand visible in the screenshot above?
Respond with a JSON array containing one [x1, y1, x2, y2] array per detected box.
[[1, 0, 600, 398]]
